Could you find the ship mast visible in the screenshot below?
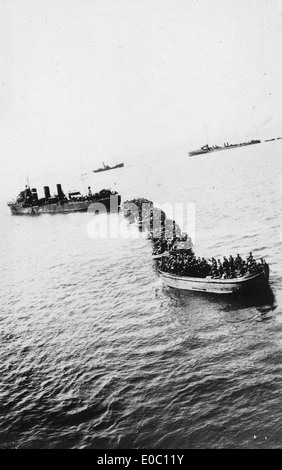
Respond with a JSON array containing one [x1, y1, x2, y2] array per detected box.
[[81, 173, 87, 194]]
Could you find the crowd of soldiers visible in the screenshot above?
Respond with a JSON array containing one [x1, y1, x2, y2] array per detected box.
[[158, 251, 266, 279], [123, 198, 185, 240], [152, 234, 192, 256], [123, 198, 266, 280]]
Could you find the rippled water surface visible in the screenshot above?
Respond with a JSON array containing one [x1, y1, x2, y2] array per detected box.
[[1, 142, 282, 448]]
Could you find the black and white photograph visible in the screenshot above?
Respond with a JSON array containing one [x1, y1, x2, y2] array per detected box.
[[1, 0, 282, 452]]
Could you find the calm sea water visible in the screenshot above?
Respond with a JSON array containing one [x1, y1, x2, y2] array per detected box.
[[1, 141, 282, 449]]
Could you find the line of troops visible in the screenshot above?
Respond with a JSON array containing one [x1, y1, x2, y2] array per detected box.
[[152, 236, 189, 254], [123, 199, 184, 239], [158, 251, 266, 279], [123, 199, 266, 280]]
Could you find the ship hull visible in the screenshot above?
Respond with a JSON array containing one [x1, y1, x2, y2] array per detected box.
[[93, 163, 124, 173], [8, 195, 121, 215]]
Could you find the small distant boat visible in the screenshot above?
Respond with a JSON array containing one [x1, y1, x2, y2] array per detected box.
[[159, 266, 269, 295], [93, 162, 124, 173], [265, 138, 275, 142]]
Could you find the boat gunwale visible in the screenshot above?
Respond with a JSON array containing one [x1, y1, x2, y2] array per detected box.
[[158, 269, 265, 285]]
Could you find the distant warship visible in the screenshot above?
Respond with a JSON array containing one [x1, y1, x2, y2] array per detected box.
[[93, 162, 124, 173], [188, 139, 261, 157], [7, 183, 121, 215]]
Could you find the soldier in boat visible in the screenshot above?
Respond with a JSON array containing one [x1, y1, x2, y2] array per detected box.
[[229, 255, 235, 277], [222, 257, 230, 278], [235, 254, 243, 269], [239, 260, 247, 276], [248, 257, 258, 274], [201, 258, 210, 276], [218, 259, 223, 277], [210, 264, 219, 278]]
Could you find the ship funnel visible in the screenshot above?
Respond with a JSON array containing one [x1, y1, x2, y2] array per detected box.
[[56, 184, 64, 201], [44, 186, 51, 200], [31, 188, 38, 204]]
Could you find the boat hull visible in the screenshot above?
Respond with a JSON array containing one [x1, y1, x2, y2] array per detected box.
[[8, 195, 121, 215], [152, 252, 169, 259], [159, 269, 269, 294], [93, 163, 124, 173]]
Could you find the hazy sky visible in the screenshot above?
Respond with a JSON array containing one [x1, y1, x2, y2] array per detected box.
[[1, 0, 282, 196]]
